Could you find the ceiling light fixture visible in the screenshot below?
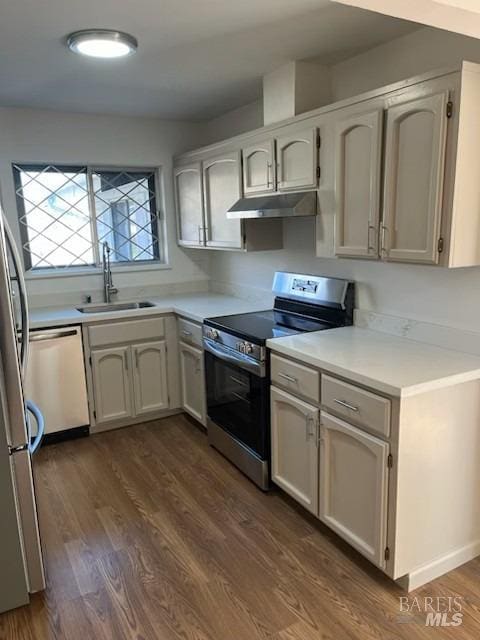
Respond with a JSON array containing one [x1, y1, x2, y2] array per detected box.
[[66, 29, 138, 59]]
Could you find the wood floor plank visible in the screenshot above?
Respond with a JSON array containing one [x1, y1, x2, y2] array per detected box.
[[2, 415, 480, 639]]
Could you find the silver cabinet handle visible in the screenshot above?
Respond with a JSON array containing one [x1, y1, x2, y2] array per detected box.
[[278, 372, 297, 384], [124, 353, 129, 371], [181, 330, 193, 337], [198, 225, 202, 244], [380, 224, 388, 255], [333, 398, 359, 412], [305, 414, 318, 445], [368, 224, 377, 253], [135, 350, 139, 369], [267, 162, 272, 187]]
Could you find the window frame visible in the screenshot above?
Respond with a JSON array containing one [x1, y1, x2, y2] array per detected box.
[[12, 163, 166, 275]]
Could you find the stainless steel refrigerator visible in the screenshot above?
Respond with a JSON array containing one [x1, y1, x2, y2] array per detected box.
[[0, 206, 45, 613]]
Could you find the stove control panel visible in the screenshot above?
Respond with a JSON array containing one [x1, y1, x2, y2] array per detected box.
[[237, 341, 254, 355]]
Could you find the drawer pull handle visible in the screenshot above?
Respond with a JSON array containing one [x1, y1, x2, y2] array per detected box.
[[181, 330, 193, 337], [334, 398, 359, 412], [278, 372, 298, 383]]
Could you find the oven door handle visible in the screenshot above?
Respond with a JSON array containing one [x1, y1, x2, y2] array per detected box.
[[203, 338, 265, 377]]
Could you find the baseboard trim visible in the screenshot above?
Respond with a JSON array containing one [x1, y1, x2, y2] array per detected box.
[[397, 540, 480, 591], [90, 408, 183, 434]]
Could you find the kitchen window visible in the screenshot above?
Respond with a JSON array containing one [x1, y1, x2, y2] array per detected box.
[[13, 164, 164, 271]]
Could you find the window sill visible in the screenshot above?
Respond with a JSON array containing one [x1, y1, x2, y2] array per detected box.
[[25, 262, 172, 280]]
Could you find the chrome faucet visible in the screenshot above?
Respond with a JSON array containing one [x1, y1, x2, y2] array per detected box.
[[102, 242, 118, 303]]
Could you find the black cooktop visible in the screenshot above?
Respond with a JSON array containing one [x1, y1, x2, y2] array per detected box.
[[205, 309, 335, 343]]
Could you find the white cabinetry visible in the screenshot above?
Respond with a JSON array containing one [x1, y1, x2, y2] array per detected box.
[[86, 317, 174, 430], [177, 316, 206, 426], [132, 341, 169, 415], [270, 386, 319, 515], [319, 411, 389, 569], [381, 92, 448, 264], [334, 109, 383, 258], [242, 139, 275, 195], [174, 162, 204, 247], [91, 346, 133, 424], [276, 126, 318, 191], [179, 341, 206, 425], [203, 151, 243, 249]]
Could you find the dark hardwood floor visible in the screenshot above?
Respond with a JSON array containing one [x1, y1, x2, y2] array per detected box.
[[1, 414, 480, 639]]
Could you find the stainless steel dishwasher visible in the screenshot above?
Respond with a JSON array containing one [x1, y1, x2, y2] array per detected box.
[[25, 326, 90, 438]]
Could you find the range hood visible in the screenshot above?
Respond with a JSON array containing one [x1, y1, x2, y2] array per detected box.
[[227, 191, 317, 219]]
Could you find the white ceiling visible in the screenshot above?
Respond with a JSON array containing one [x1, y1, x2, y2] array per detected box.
[[0, 0, 418, 120]]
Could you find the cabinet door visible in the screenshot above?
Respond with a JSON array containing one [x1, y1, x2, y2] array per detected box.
[[174, 163, 205, 246], [179, 341, 206, 425], [276, 127, 318, 191], [242, 139, 275, 195], [132, 341, 169, 415], [271, 386, 319, 515], [334, 110, 383, 258], [319, 412, 389, 569], [203, 151, 243, 249], [91, 346, 133, 424], [382, 92, 448, 264]]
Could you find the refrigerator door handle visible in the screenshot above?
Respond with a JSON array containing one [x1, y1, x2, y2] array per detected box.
[[25, 400, 45, 455], [2, 215, 29, 378]]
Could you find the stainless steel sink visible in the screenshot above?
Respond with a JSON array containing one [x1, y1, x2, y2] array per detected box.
[[76, 301, 155, 314]]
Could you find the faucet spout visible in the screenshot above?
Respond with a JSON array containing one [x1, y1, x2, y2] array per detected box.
[[102, 242, 118, 303]]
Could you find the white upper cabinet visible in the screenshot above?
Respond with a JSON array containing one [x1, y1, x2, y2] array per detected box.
[[174, 162, 205, 247], [203, 150, 243, 249], [276, 127, 318, 191], [334, 110, 383, 258], [319, 412, 389, 569], [242, 139, 275, 195], [381, 92, 448, 264]]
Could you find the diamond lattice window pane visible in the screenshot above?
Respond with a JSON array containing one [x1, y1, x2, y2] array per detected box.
[[92, 170, 159, 263], [15, 165, 94, 269], [14, 164, 162, 271]]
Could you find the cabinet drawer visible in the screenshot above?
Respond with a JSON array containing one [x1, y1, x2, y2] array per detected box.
[[271, 354, 320, 403], [88, 317, 165, 347], [178, 317, 202, 348], [321, 374, 390, 438]]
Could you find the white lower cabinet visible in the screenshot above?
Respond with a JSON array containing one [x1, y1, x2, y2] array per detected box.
[[319, 411, 389, 568], [91, 346, 133, 424], [132, 341, 169, 415], [270, 386, 319, 515], [91, 340, 169, 426], [179, 340, 206, 425]]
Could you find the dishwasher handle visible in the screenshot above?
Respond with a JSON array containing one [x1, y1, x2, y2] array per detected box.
[[29, 329, 78, 343]]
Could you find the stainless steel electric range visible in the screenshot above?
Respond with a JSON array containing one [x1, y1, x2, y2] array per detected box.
[[203, 272, 355, 490]]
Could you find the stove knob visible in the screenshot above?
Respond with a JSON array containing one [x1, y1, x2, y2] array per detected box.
[[237, 342, 245, 353], [244, 342, 254, 355], [208, 329, 219, 340]]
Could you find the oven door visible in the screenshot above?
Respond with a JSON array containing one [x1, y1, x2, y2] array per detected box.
[[204, 339, 269, 460]]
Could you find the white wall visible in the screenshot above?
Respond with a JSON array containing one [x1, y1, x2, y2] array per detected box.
[[331, 26, 480, 100], [206, 27, 480, 334], [203, 100, 263, 143], [0, 107, 209, 307]]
